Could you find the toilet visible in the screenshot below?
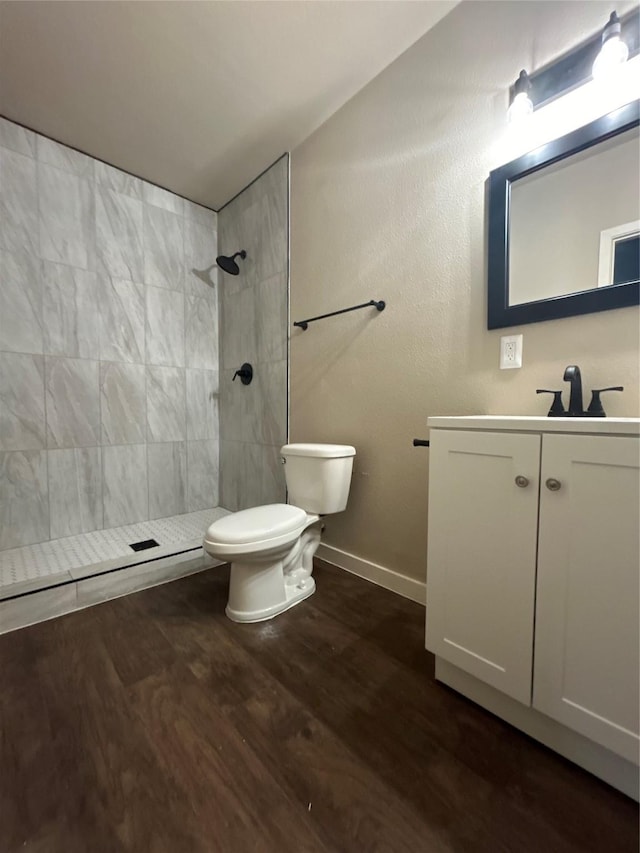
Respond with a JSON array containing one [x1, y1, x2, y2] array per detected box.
[[203, 443, 356, 622]]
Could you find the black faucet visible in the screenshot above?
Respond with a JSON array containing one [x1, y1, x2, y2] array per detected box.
[[563, 365, 583, 417], [537, 366, 624, 417]]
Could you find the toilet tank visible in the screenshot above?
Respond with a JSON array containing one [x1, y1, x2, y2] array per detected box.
[[281, 443, 356, 514]]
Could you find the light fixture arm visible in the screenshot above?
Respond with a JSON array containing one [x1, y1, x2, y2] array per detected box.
[[513, 69, 531, 99], [602, 11, 622, 46]]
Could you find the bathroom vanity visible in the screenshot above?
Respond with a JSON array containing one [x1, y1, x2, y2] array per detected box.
[[425, 416, 640, 799]]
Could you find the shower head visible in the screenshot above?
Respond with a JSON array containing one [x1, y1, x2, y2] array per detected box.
[[216, 250, 247, 276]]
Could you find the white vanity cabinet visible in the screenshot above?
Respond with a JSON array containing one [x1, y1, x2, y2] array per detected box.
[[425, 416, 640, 798], [425, 428, 540, 705], [534, 432, 639, 763]]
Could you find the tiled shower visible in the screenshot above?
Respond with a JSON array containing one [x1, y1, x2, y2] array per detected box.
[[219, 155, 289, 511], [0, 115, 289, 616]]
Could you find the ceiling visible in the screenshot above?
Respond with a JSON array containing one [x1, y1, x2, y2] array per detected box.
[[0, 1, 456, 209]]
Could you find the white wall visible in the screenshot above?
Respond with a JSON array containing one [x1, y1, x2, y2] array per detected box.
[[290, 0, 640, 585]]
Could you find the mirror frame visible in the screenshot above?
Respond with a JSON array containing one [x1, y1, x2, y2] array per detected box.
[[487, 100, 640, 330]]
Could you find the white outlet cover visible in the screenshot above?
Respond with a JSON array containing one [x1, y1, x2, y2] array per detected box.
[[500, 334, 523, 369]]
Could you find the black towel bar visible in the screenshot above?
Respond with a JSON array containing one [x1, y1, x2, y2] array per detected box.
[[413, 439, 430, 447], [294, 299, 385, 330]]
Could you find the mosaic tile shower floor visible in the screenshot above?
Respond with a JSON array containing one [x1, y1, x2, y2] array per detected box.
[[0, 507, 229, 594]]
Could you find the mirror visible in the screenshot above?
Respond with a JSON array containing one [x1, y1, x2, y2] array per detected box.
[[487, 100, 640, 329]]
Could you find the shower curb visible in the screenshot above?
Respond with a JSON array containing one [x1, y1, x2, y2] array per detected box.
[[0, 550, 224, 635]]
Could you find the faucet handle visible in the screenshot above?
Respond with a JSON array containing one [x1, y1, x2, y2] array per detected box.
[[232, 362, 253, 385], [586, 386, 624, 417], [536, 389, 566, 417]]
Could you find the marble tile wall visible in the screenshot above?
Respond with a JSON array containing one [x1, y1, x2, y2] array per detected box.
[[0, 117, 220, 549], [218, 155, 289, 511]]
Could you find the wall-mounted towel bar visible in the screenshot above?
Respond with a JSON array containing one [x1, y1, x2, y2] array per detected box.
[[293, 299, 385, 331]]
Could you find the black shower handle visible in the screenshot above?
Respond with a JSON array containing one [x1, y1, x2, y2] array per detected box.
[[232, 363, 253, 385]]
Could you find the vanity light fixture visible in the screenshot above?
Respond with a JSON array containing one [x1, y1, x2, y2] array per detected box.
[[504, 7, 638, 123], [507, 70, 533, 125], [592, 11, 629, 81]]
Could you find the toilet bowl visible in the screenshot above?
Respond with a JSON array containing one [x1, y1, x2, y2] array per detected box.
[[203, 443, 356, 622]]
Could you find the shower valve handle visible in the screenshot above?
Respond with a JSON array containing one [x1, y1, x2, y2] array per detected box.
[[232, 363, 253, 385]]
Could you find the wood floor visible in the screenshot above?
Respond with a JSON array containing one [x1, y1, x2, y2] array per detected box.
[[0, 561, 637, 853]]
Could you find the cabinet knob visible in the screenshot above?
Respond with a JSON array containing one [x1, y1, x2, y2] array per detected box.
[[545, 478, 562, 491], [515, 475, 529, 488]]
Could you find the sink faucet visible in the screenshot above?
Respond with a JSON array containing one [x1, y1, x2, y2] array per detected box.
[[563, 365, 584, 416], [538, 366, 624, 417]]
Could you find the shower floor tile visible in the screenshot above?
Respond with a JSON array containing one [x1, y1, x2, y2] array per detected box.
[[0, 507, 229, 598]]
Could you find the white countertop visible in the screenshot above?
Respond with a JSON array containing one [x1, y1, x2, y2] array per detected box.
[[427, 415, 640, 436]]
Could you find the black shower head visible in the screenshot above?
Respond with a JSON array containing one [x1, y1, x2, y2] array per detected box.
[[216, 250, 247, 276]]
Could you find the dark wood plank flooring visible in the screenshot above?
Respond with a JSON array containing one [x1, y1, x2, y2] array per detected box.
[[0, 560, 637, 853]]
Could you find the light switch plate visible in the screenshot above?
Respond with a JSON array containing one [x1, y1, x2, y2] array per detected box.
[[500, 334, 523, 369]]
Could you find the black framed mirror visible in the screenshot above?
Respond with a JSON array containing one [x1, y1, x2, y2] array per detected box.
[[487, 100, 640, 329]]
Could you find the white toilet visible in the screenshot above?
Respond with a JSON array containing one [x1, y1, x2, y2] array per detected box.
[[203, 443, 356, 622]]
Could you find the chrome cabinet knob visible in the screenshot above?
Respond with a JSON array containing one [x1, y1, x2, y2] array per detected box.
[[546, 478, 562, 491], [515, 476, 529, 488]]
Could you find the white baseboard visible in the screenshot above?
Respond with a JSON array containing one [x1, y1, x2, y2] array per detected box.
[[317, 543, 426, 605]]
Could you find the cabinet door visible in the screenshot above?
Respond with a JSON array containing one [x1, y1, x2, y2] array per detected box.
[[425, 429, 540, 704], [534, 434, 640, 764]]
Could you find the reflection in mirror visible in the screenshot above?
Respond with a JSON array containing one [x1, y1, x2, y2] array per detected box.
[[487, 100, 640, 329], [509, 128, 640, 306], [598, 218, 640, 287]]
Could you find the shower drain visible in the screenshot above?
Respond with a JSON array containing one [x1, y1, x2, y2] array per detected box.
[[129, 539, 160, 552]]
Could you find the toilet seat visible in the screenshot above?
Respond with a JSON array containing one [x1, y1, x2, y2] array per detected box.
[[204, 503, 310, 558]]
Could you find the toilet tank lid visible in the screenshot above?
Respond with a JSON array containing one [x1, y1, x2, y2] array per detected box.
[[281, 443, 356, 458]]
